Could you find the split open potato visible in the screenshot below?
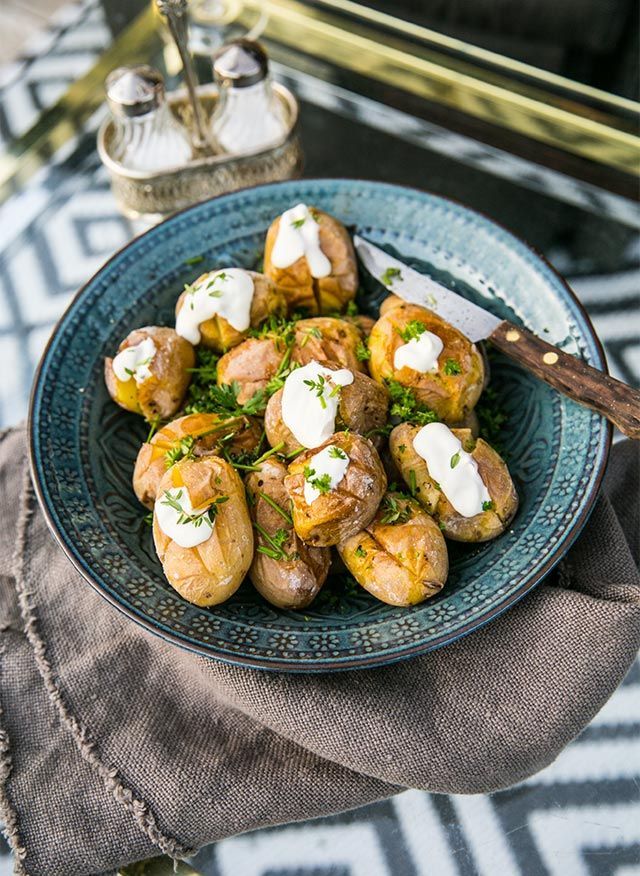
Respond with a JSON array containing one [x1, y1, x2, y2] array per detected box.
[[245, 458, 330, 609], [338, 491, 448, 606], [104, 326, 195, 421], [389, 423, 518, 542]]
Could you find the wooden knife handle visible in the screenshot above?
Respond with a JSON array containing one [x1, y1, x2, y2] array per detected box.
[[490, 321, 640, 439]]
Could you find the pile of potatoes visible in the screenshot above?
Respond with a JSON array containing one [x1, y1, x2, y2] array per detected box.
[[105, 206, 518, 611]]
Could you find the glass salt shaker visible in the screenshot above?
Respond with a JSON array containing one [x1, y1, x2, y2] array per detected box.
[[209, 40, 289, 154], [105, 65, 193, 172]]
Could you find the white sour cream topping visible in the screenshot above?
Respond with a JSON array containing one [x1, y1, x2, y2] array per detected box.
[[394, 330, 444, 373], [155, 487, 215, 549], [281, 360, 354, 448], [176, 268, 254, 344], [270, 203, 331, 277], [413, 422, 491, 518], [303, 444, 350, 504], [112, 337, 156, 385]]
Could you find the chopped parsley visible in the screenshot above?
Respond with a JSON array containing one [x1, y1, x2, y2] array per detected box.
[[380, 493, 413, 525], [386, 379, 438, 427], [345, 300, 359, 317], [450, 452, 461, 469], [482, 500, 495, 512], [303, 466, 332, 495], [381, 266, 402, 287], [443, 358, 462, 375], [290, 217, 306, 229], [354, 545, 367, 558], [328, 446, 347, 460], [398, 320, 427, 343]]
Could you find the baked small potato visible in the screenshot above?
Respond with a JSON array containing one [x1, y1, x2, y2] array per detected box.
[[264, 363, 389, 455], [104, 326, 195, 421], [389, 423, 518, 542], [292, 317, 368, 373], [338, 491, 448, 606], [245, 459, 330, 609], [133, 412, 262, 508], [216, 336, 285, 404], [368, 300, 485, 424], [175, 269, 285, 353], [264, 206, 358, 314], [285, 431, 387, 547], [153, 456, 253, 606]]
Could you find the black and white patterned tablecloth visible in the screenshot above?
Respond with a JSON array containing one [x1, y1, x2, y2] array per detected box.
[[0, 4, 638, 875]]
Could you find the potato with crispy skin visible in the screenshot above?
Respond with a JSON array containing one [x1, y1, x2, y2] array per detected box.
[[133, 412, 262, 508], [264, 364, 389, 456], [338, 491, 448, 606], [389, 423, 518, 542], [264, 207, 358, 314], [285, 432, 386, 547], [216, 336, 286, 404], [292, 317, 367, 373], [153, 457, 253, 606], [175, 270, 285, 352], [245, 459, 330, 609], [104, 326, 194, 421], [368, 300, 485, 424]]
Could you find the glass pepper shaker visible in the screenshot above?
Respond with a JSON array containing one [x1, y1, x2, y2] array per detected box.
[[209, 39, 288, 154], [105, 65, 193, 172]]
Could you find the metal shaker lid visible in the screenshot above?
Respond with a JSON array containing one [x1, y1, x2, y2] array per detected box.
[[213, 39, 269, 89], [105, 66, 166, 118]]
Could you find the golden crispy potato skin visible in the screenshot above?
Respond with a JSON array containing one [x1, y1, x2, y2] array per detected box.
[[285, 432, 387, 547], [153, 457, 253, 606], [389, 424, 518, 542], [175, 271, 285, 353], [104, 326, 195, 421], [133, 412, 262, 509], [264, 366, 389, 455], [338, 492, 448, 606], [245, 459, 330, 609], [216, 336, 285, 404], [292, 317, 367, 373], [368, 301, 485, 424], [263, 208, 358, 314]]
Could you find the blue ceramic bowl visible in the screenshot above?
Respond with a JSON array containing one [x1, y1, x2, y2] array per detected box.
[[29, 180, 610, 671]]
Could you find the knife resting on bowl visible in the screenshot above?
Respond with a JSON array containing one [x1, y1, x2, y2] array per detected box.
[[354, 236, 640, 440]]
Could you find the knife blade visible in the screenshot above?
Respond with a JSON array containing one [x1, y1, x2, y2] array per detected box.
[[353, 234, 640, 439]]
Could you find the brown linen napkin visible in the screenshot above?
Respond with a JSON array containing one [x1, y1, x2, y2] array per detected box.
[[0, 425, 638, 876]]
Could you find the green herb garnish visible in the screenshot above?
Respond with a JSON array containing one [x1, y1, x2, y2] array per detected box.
[[398, 320, 427, 343], [386, 379, 438, 427], [380, 494, 413, 525], [328, 446, 347, 460], [450, 452, 461, 469], [354, 545, 367, 558], [184, 255, 204, 266], [165, 435, 196, 468], [381, 267, 402, 287], [482, 500, 495, 512], [259, 491, 293, 525], [145, 415, 162, 443], [160, 489, 228, 529], [443, 358, 462, 375], [254, 524, 291, 561], [356, 341, 371, 361], [408, 469, 417, 496], [290, 217, 306, 229]]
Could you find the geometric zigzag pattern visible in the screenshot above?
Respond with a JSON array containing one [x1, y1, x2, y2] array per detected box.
[[0, 3, 638, 874]]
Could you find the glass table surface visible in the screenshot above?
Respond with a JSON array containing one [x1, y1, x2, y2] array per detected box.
[[0, 2, 638, 874]]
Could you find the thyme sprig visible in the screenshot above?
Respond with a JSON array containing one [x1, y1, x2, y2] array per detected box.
[[160, 489, 228, 528]]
